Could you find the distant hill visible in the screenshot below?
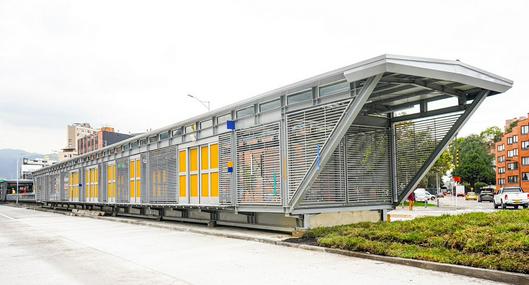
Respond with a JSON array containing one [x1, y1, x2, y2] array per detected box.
[[0, 149, 48, 179]]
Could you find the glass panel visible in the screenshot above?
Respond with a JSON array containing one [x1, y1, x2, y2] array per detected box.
[[319, 81, 349, 97], [201, 173, 209, 197], [160, 131, 169, 140], [190, 175, 198, 197], [217, 113, 231, 124], [201, 146, 209, 170], [211, 172, 219, 197], [179, 175, 186, 197], [260, 99, 281, 112], [236, 106, 254, 118], [287, 90, 312, 104], [210, 144, 219, 169], [200, 119, 213, 129], [190, 148, 198, 171], [179, 151, 187, 172]]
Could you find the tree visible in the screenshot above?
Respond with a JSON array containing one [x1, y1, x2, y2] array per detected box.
[[451, 135, 495, 188], [480, 126, 503, 143], [419, 150, 453, 188]]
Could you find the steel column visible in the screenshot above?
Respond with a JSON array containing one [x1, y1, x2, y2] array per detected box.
[[396, 90, 489, 203], [289, 74, 383, 210]]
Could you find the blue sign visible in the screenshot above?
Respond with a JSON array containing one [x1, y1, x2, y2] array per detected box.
[[227, 120, 235, 130]]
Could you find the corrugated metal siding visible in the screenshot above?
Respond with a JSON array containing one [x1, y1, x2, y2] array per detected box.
[[395, 113, 462, 197], [148, 147, 177, 203], [236, 123, 281, 206]]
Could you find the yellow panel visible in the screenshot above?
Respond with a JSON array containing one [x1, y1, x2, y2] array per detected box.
[[129, 161, 135, 179], [201, 146, 209, 170], [179, 150, 187, 172], [201, 173, 209, 197], [211, 172, 219, 197], [210, 144, 219, 169], [190, 174, 198, 197], [179, 175, 187, 197], [190, 148, 198, 172], [136, 160, 141, 179], [130, 181, 135, 198]]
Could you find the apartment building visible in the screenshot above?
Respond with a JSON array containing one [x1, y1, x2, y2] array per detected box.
[[495, 114, 529, 192], [59, 123, 97, 161], [77, 127, 133, 155]]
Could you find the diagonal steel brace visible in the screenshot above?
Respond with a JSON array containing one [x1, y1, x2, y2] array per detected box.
[[289, 73, 383, 211]]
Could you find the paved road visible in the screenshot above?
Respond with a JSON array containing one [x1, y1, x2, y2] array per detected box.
[[0, 205, 503, 285], [389, 196, 498, 221]]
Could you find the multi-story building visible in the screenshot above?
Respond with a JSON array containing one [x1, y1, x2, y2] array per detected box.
[[20, 158, 55, 179], [495, 114, 529, 192], [77, 127, 133, 155], [59, 123, 97, 161]]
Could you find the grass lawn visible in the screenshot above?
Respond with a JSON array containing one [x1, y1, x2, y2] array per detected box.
[[303, 210, 529, 273], [401, 201, 437, 208]]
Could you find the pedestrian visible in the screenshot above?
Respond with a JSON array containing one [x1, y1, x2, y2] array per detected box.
[[408, 191, 415, 211]]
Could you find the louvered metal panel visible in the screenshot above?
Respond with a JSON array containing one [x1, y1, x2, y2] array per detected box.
[[219, 133, 232, 205], [346, 126, 392, 205], [48, 174, 60, 201], [61, 172, 69, 201], [116, 158, 129, 203], [236, 123, 281, 205], [287, 100, 350, 202], [395, 113, 462, 197], [301, 143, 346, 205], [148, 147, 177, 203]]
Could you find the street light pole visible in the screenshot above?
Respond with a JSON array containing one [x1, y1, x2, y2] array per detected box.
[[16, 157, 19, 205], [187, 94, 211, 112]]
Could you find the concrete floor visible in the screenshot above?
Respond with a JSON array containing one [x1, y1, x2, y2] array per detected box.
[[0, 205, 504, 285]]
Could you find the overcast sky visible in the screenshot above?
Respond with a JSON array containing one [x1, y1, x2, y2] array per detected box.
[[0, 0, 528, 154]]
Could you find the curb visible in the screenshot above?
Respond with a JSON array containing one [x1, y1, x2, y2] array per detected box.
[[11, 204, 529, 285]]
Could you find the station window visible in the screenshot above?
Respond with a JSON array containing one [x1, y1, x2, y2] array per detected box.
[[200, 119, 213, 129], [287, 90, 312, 105], [260, 99, 281, 112], [217, 113, 232, 124], [171, 129, 183, 137], [236, 106, 254, 118], [185, 124, 196, 133], [159, 131, 170, 140], [178, 143, 219, 200], [319, 81, 349, 97], [149, 135, 158, 143]]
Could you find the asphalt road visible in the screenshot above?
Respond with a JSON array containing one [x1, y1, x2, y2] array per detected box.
[[0, 205, 504, 285]]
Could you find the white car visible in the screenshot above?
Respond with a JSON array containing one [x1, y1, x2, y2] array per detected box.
[[414, 188, 436, 202], [493, 187, 529, 209]]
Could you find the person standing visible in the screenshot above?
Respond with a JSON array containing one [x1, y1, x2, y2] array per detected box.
[[408, 191, 415, 211]]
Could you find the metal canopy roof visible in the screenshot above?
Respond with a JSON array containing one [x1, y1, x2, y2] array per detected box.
[[41, 54, 513, 170]]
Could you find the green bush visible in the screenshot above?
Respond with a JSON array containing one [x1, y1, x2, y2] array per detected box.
[[305, 210, 529, 273]]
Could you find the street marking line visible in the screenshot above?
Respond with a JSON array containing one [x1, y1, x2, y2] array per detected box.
[[0, 212, 15, 220]]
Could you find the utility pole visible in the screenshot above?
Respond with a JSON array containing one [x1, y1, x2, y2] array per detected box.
[[16, 157, 20, 205]]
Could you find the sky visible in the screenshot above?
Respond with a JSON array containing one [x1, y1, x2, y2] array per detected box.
[[0, 0, 528, 154]]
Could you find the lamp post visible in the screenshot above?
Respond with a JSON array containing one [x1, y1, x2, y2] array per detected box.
[[16, 157, 20, 205], [187, 94, 211, 112]]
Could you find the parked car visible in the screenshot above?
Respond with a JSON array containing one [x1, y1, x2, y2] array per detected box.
[[478, 188, 494, 202], [414, 188, 436, 202], [493, 187, 529, 209], [465, 192, 478, 200]]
